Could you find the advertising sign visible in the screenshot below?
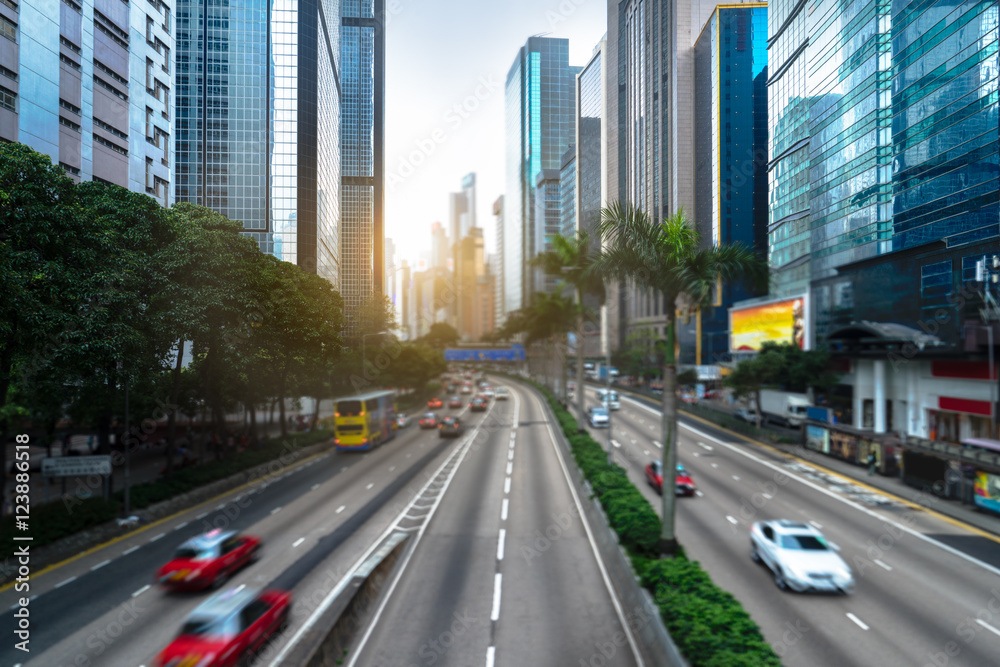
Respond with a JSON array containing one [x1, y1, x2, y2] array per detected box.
[[729, 295, 808, 351], [974, 471, 1000, 515], [42, 455, 112, 478], [806, 425, 830, 454]]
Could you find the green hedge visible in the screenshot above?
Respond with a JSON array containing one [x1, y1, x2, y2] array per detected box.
[[514, 376, 781, 667], [0, 429, 332, 561]]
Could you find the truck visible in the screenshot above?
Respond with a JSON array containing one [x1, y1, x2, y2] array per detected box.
[[756, 389, 812, 427], [589, 363, 619, 381]]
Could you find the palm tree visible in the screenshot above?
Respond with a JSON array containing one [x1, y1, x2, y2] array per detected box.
[[503, 292, 576, 397], [597, 202, 768, 555], [531, 231, 605, 429]]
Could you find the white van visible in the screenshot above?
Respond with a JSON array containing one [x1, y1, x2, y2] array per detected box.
[[597, 389, 621, 411]]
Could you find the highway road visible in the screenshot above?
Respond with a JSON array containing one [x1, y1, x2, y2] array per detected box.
[[1, 383, 642, 667], [346, 382, 641, 667], [576, 385, 1000, 667]]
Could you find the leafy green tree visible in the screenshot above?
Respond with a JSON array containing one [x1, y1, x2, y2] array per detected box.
[[386, 344, 445, 392], [531, 231, 604, 428], [420, 322, 460, 350], [597, 202, 767, 555]]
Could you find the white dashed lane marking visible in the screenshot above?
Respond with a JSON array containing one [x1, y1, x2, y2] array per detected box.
[[123, 545, 140, 556], [846, 613, 869, 631], [336, 505, 346, 514], [91, 560, 110, 571], [726, 516, 738, 525], [132, 585, 150, 598], [292, 537, 305, 548]]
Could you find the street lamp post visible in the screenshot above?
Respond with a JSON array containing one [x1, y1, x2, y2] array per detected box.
[[606, 346, 614, 465], [362, 330, 390, 378]]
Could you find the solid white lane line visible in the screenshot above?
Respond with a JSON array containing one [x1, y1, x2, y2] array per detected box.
[[196, 512, 209, 520], [846, 613, 869, 631], [336, 505, 346, 514], [726, 516, 738, 525], [292, 537, 305, 548], [506, 462, 513, 475], [270, 507, 282, 515], [809, 520, 823, 529], [311, 483, 320, 491], [91, 560, 110, 571], [366, 483, 374, 490], [874, 559, 892, 571], [123, 545, 140, 556], [976, 619, 1000, 638], [504, 477, 511, 494], [491, 573, 502, 621], [150, 533, 165, 542], [501, 498, 509, 521], [55, 577, 76, 589], [497, 529, 506, 561], [611, 440, 621, 448], [485, 646, 496, 667]]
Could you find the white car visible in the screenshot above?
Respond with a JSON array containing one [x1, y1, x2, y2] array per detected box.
[[395, 414, 410, 429], [597, 389, 621, 410], [495, 387, 509, 400], [750, 520, 854, 594], [483, 387, 496, 398], [734, 406, 758, 423], [587, 406, 610, 428]]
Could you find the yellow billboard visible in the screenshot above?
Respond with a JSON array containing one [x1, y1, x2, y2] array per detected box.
[[729, 296, 807, 351]]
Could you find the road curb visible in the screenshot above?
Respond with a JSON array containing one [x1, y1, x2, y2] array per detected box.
[[514, 378, 689, 667]]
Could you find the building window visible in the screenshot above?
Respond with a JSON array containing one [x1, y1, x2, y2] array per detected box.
[[59, 162, 81, 176], [59, 98, 81, 115], [95, 117, 128, 141], [2, 0, 18, 12], [0, 64, 15, 82], [94, 134, 128, 156], [60, 53, 82, 71], [60, 36, 82, 54], [0, 85, 15, 112], [1, 15, 17, 42], [59, 116, 81, 132]]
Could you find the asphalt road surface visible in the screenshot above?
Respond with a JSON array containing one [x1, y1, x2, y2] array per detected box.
[[577, 385, 1000, 667]]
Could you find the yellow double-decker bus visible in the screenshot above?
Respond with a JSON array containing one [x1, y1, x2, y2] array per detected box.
[[332, 390, 396, 451]]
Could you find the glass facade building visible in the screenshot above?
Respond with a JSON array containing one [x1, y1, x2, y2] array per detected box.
[[340, 0, 385, 322], [577, 44, 603, 243], [559, 146, 576, 238], [685, 4, 769, 365], [504, 37, 580, 313], [175, 0, 341, 282], [1, 0, 173, 204], [767, 0, 812, 295]]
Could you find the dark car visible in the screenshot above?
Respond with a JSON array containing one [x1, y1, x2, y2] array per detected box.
[[155, 586, 291, 666], [448, 396, 463, 409], [157, 530, 261, 591], [439, 416, 463, 438], [419, 412, 439, 429], [469, 397, 488, 412]]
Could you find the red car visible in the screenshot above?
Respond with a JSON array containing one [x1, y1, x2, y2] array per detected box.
[[419, 412, 439, 429], [448, 396, 463, 409], [427, 397, 443, 409], [155, 586, 291, 667], [644, 461, 697, 497], [157, 530, 261, 591], [469, 397, 487, 412]]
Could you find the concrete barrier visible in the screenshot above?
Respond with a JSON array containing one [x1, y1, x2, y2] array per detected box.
[[517, 379, 689, 667], [281, 531, 410, 667]]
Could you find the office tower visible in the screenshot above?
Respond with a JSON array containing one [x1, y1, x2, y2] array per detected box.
[[341, 0, 386, 322], [493, 195, 505, 326], [457, 227, 487, 340], [560, 145, 576, 238], [430, 221, 448, 270], [576, 39, 605, 243], [504, 36, 580, 313], [681, 4, 768, 365], [533, 168, 562, 295], [385, 236, 397, 313], [1, 0, 173, 204], [448, 172, 477, 328], [175, 0, 341, 282]]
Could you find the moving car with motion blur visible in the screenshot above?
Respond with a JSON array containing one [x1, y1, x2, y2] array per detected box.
[[483, 387, 496, 398], [419, 413, 439, 429], [587, 406, 609, 428], [154, 585, 291, 667], [427, 397, 443, 409], [448, 396, 463, 409], [750, 520, 855, 594], [495, 386, 509, 400], [644, 460, 697, 496], [395, 413, 411, 429], [438, 416, 463, 438], [157, 530, 261, 591], [470, 396, 488, 412]]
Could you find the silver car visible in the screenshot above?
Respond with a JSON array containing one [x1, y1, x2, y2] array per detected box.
[[750, 520, 854, 594], [587, 406, 610, 428]]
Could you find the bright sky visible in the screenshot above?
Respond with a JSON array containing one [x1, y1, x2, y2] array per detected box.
[[384, 0, 607, 266]]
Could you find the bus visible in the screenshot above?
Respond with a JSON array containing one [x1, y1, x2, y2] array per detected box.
[[332, 390, 397, 451]]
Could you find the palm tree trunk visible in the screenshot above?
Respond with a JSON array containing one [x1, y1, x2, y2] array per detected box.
[[660, 316, 679, 556], [560, 336, 568, 408], [576, 290, 586, 431]]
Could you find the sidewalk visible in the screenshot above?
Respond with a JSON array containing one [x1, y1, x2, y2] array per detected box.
[[596, 381, 1000, 539]]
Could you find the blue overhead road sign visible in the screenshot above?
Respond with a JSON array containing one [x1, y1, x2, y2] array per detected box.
[[445, 345, 526, 362]]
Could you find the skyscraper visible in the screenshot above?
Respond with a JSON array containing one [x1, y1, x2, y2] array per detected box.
[[2, 0, 173, 204], [493, 195, 505, 326], [175, 0, 341, 282], [504, 36, 580, 314], [341, 0, 385, 322], [430, 221, 448, 270], [560, 146, 576, 239]]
